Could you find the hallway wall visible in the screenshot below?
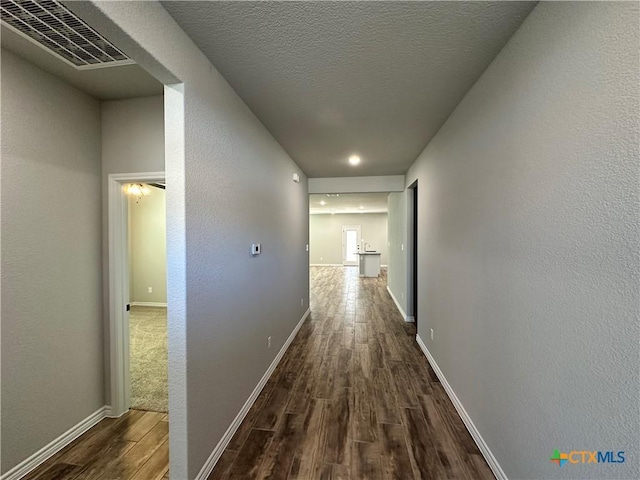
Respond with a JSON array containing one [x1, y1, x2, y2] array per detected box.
[[1, 50, 103, 474], [386, 192, 408, 315], [405, 2, 639, 479], [71, 3, 310, 478]]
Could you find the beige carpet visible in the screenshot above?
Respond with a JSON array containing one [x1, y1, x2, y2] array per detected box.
[[130, 306, 168, 413]]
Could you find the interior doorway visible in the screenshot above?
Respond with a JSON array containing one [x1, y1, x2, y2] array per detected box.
[[127, 182, 168, 413], [342, 225, 362, 266], [408, 181, 418, 327], [108, 172, 166, 417]]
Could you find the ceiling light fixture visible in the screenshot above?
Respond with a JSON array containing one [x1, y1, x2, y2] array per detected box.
[[348, 155, 361, 166], [126, 183, 151, 203], [320, 200, 326, 206], [359, 206, 364, 210]]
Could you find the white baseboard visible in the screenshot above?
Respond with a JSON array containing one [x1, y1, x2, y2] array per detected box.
[[194, 307, 311, 480], [1, 406, 108, 480], [309, 264, 343, 267], [130, 302, 167, 307], [104, 405, 128, 419], [415, 335, 507, 480], [386, 285, 411, 322]]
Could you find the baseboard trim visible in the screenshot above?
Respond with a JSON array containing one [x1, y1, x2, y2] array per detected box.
[[309, 264, 343, 267], [386, 285, 410, 322], [415, 335, 507, 480], [130, 302, 167, 307], [194, 307, 312, 480], [1, 406, 108, 480], [104, 406, 128, 419]]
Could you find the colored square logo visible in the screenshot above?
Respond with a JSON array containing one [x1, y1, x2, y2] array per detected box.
[[551, 449, 569, 467]]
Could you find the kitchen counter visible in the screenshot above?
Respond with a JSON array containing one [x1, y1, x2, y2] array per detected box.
[[358, 252, 381, 277]]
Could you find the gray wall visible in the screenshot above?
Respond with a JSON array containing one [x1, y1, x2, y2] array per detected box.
[[405, 3, 639, 479], [310, 213, 388, 265], [129, 187, 167, 304], [101, 95, 165, 402], [308, 175, 404, 194], [0, 50, 104, 473], [75, 3, 310, 478], [386, 192, 407, 314]]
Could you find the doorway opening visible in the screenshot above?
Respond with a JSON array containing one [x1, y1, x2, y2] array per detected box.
[[408, 181, 418, 328], [342, 225, 362, 266], [108, 172, 166, 417], [308, 192, 390, 270], [127, 182, 168, 413]]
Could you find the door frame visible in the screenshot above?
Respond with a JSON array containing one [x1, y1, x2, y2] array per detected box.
[[341, 225, 362, 266], [108, 171, 165, 417], [407, 181, 418, 325]]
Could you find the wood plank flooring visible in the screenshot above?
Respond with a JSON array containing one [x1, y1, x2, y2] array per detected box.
[[22, 410, 169, 480], [209, 267, 494, 480], [20, 266, 493, 480]]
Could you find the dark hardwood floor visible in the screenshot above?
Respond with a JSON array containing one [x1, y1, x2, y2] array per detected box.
[[209, 266, 494, 480], [22, 410, 169, 480], [21, 266, 493, 480]]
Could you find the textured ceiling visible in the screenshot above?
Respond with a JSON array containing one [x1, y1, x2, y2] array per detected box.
[[162, 1, 536, 177], [310, 192, 389, 215], [0, 24, 163, 100]]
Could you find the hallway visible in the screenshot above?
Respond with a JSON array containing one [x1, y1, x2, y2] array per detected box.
[[210, 266, 494, 480]]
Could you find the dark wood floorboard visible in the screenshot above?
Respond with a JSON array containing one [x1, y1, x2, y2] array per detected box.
[[22, 409, 169, 480], [21, 266, 492, 480]]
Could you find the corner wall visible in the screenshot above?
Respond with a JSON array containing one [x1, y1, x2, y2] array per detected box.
[[406, 3, 639, 479], [0, 50, 104, 474]]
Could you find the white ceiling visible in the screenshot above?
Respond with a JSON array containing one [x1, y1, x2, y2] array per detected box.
[[162, 1, 536, 177], [0, 24, 163, 100], [310, 192, 389, 215]]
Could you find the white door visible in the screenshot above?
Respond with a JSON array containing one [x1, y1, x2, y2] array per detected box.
[[342, 225, 362, 266]]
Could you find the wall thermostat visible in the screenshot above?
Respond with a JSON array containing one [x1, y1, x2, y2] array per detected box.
[[251, 243, 261, 255]]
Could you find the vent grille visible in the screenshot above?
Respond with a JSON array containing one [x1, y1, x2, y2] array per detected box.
[[1, 0, 133, 69]]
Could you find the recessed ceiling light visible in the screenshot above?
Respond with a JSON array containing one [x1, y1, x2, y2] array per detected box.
[[348, 155, 361, 166], [359, 206, 364, 210], [320, 200, 326, 206]]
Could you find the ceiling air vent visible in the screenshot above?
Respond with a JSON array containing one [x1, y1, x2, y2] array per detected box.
[[1, 0, 134, 69]]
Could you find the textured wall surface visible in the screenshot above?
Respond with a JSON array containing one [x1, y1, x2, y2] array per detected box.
[[1, 50, 104, 473], [129, 187, 167, 304], [386, 192, 407, 315], [101, 94, 165, 404], [73, 3, 310, 478], [310, 213, 388, 265], [405, 2, 639, 479]]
